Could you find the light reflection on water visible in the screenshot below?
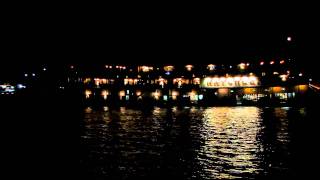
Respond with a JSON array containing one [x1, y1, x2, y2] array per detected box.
[[80, 106, 303, 179], [198, 107, 264, 179]]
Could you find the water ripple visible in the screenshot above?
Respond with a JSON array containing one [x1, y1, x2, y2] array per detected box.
[[80, 106, 301, 179]]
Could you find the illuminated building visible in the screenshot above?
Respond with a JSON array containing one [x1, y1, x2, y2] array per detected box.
[[64, 61, 311, 106]]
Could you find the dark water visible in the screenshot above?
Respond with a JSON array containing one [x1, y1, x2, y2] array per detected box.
[[80, 106, 316, 179]]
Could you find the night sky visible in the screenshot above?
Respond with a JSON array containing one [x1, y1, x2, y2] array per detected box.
[[1, 6, 319, 80]]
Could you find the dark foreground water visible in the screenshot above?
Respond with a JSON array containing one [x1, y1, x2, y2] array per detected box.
[[80, 106, 318, 179]]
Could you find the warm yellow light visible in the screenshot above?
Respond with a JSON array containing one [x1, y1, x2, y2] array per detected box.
[[244, 88, 256, 94], [84, 78, 91, 84], [119, 90, 125, 97], [124, 78, 138, 85], [242, 76, 249, 84], [188, 90, 197, 101], [171, 90, 179, 100], [217, 88, 229, 96], [101, 90, 108, 96], [93, 78, 107, 85], [271, 87, 282, 93], [164, 65, 174, 71], [280, 60, 285, 64], [136, 90, 142, 96], [139, 66, 153, 72], [202, 107, 261, 179], [207, 64, 215, 71], [249, 76, 257, 81], [94, 78, 100, 86], [295, 85, 308, 93], [101, 90, 108, 99], [234, 76, 241, 81], [158, 78, 166, 87], [85, 90, 92, 99], [279, 75, 288, 81], [159, 78, 165, 82], [174, 78, 182, 82], [172, 90, 179, 96], [152, 90, 161, 100], [226, 77, 234, 85], [185, 65, 193, 71], [193, 78, 200, 85], [270, 61, 274, 65], [248, 76, 258, 85], [238, 63, 246, 70], [203, 75, 259, 88], [124, 79, 129, 85], [173, 78, 184, 86], [212, 77, 219, 83]]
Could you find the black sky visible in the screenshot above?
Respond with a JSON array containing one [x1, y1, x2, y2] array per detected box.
[[1, 5, 319, 79]]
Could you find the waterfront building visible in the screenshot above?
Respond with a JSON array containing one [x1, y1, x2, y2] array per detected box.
[[66, 60, 311, 106]]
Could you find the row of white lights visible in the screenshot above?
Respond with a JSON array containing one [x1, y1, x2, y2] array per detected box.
[[24, 67, 47, 77], [70, 60, 288, 71]]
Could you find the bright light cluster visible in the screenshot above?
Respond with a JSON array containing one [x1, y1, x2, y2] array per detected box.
[[203, 75, 259, 88], [124, 78, 139, 85], [207, 64, 215, 71], [164, 66, 174, 72], [138, 66, 153, 72], [185, 65, 193, 71], [94, 78, 107, 86]]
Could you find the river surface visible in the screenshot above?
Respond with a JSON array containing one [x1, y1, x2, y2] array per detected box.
[[80, 106, 315, 179]]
